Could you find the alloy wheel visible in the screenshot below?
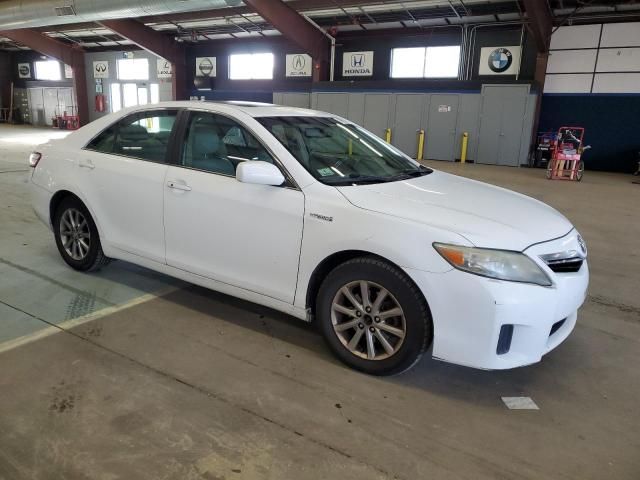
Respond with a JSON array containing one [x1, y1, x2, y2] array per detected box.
[[331, 280, 406, 360], [60, 208, 91, 261]]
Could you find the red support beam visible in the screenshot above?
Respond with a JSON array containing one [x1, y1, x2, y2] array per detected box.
[[242, 0, 330, 81], [522, 0, 553, 54], [98, 19, 187, 100], [522, 0, 553, 160], [0, 29, 89, 126]]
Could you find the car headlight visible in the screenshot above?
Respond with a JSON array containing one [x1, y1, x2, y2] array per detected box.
[[433, 243, 553, 287]]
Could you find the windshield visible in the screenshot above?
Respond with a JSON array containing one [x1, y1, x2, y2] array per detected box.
[[256, 116, 432, 185]]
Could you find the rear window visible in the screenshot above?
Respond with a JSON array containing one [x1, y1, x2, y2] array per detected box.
[[86, 110, 177, 163]]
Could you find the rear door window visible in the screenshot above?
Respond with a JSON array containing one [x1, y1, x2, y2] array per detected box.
[[86, 110, 178, 163]]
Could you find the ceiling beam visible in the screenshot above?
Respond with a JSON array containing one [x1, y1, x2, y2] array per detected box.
[[0, 28, 89, 126], [98, 19, 186, 100], [31, 0, 384, 35], [522, 0, 553, 53], [242, 0, 330, 80]]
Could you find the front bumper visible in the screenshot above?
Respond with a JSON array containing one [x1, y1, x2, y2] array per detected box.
[[405, 233, 589, 370]]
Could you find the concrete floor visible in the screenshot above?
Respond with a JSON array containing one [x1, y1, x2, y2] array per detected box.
[[0, 124, 638, 480]]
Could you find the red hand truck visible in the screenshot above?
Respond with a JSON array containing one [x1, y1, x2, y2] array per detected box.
[[546, 126, 590, 181]]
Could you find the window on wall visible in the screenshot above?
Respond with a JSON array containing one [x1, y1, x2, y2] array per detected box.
[[390, 46, 460, 78], [34, 60, 62, 81], [425, 46, 461, 78], [229, 53, 274, 80], [110, 83, 122, 113], [390, 47, 426, 78], [117, 58, 149, 80], [150, 83, 160, 104]]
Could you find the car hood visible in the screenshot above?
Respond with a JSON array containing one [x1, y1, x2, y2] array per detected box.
[[337, 170, 573, 251]]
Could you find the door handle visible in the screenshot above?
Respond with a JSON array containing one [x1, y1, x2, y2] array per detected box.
[[167, 180, 192, 192], [78, 159, 95, 169]]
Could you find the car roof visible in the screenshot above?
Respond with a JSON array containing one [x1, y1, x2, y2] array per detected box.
[[138, 100, 334, 118]]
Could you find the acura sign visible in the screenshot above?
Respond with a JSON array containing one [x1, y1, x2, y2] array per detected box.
[[286, 53, 312, 77]]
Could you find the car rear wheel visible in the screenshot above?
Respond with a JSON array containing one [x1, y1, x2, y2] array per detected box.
[[317, 257, 432, 376], [53, 196, 110, 272]]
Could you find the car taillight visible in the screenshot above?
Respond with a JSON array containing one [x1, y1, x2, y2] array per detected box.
[[29, 152, 42, 168]]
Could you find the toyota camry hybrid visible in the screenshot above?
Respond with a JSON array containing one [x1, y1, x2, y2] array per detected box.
[[29, 101, 589, 375]]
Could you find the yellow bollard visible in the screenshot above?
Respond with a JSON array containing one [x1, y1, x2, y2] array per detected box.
[[460, 132, 469, 163], [416, 129, 425, 161], [385, 128, 392, 143]]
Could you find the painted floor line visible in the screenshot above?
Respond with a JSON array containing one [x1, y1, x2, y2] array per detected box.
[[0, 285, 180, 354]]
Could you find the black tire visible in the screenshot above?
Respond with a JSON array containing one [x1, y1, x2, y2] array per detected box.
[[316, 256, 432, 376], [53, 196, 110, 272]]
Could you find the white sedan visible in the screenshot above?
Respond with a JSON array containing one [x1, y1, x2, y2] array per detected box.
[[29, 101, 588, 375]]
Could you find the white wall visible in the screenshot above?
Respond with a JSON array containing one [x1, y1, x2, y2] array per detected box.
[[545, 22, 640, 94], [84, 50, 173, 122]]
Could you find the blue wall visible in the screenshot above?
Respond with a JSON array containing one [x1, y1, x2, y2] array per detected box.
[[539, 94, 640, 173]]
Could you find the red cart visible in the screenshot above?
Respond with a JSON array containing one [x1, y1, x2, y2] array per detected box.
[[54, 106, 80, 131], [546, 126, 589, 181]]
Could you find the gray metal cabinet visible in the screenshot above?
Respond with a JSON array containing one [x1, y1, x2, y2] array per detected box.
[[425, 94, 459, 161], [273, 92, 310, 109], [477, 85, 530, 166], [315, 93, 349, 118], [362, 94, 391, 139], [392, 93, 424, 158], [454, 95, 481, 161]]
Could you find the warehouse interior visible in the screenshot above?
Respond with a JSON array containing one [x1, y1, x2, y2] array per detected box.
[[0, 1, 639, 479]]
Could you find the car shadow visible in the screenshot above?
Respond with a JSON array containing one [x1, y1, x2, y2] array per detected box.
[[147, 280, 568, 404]]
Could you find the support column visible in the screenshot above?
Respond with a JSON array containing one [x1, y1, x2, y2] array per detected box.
[[522, 0, 554, 150]]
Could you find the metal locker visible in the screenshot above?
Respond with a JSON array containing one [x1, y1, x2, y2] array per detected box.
[[477, 85, 530, 166], [362, 94, 391, 139], [425, 94, 459, 161], [393, 94, 424, 158]]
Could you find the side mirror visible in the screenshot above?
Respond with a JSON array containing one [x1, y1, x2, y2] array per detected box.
[[236, 161, 285, 186]]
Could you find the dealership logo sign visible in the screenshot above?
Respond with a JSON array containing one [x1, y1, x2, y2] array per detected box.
[[93, 61, 109, 79], [286, 53, 312, 77], [196, 57, 216, 77], [488, 48, 513, 73], [293, 55, 305, 70], [342, 51, 373, 76], [157, 58, 172, 78], [18, 63, 31, 78], [479, 46, 521, 75]]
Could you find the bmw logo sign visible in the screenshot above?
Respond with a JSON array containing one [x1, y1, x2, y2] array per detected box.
[[488, 47, 513, 73]]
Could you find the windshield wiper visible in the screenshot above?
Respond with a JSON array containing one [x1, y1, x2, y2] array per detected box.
[[324, 174, 399, 185], [394, 166, 432, 178], [324, 166, 432, 185]]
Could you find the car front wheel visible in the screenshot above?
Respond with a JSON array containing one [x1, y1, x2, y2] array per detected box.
[[317, 257, 432, 376], [53, 196, 110, 272]]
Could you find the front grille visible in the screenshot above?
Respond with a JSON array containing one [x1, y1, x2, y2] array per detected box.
[[550, 318, 566, 336], [545, 257, 583, 273]]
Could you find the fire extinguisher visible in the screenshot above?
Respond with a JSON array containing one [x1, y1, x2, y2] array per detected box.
[[95, 94, 105, 112]]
